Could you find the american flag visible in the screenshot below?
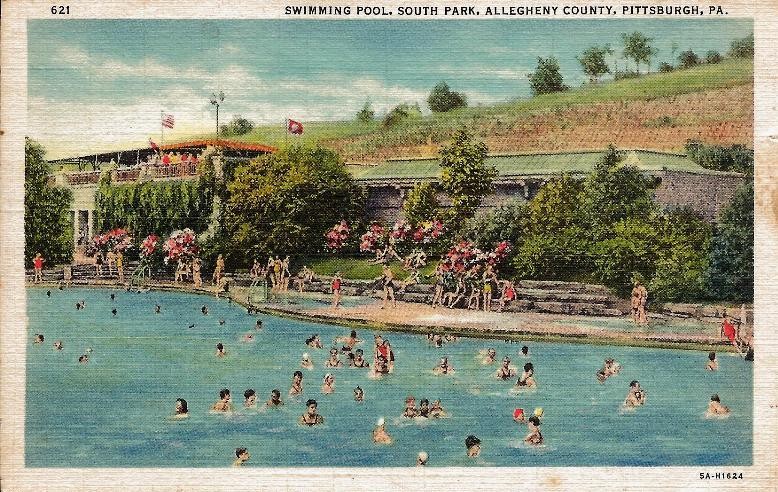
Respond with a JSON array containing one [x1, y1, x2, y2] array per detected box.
[[161, 113, 175, 129]]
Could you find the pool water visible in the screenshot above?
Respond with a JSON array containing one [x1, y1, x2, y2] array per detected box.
[[25, 287, 752, 467]]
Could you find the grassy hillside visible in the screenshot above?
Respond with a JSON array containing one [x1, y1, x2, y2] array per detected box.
[[209, 58, 753, 161]]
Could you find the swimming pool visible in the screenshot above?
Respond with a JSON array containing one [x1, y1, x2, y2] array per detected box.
[[25, 287, 752, 467]]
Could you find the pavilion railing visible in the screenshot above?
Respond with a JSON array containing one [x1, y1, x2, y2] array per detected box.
[[64, 170, 102, 185]]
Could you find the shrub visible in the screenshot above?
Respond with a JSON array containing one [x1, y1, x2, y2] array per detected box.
[[382, 103, 422, 127], [705, 50, 722, 64], [728, 33, 754, 58], [677, 50, 700, 69], [427, 82, 468, 113], [658, 62, 674, 73], [705, 181, 753, 302], [403, 182, 441, 227]]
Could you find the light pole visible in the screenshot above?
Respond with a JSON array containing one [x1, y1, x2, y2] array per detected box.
[[209, 91, 225, 141]]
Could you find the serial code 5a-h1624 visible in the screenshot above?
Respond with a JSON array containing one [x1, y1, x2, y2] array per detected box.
[[700, 472, 744, 480]]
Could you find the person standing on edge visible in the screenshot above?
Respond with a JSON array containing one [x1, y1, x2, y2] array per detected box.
[[331, 272, 342, 309], [116, 250, 125, 284], [33, 252, 45, 283]]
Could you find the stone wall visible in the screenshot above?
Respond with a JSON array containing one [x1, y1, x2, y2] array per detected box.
[[361, 171, 746, 223], [651, 170, 746, 221]]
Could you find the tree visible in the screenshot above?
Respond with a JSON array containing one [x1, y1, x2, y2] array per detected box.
[[222, 145, 365, 266], [705, 50, 722, 64], [728, 33, 754, 58], [438, 130, 496, 231], [677, 50, 700, 69], [658, 62, 674, 73], [427, 81, 467, 112], [25, 137, 73, 265], [527, 57, 568, 95], [705, 181, 753, 301], [463, 198, 529, 252], [620, 31, 657, 73], [649, 208, 712, 301], [382, 103, 422, 127], [403, 182, 440, 226], [220, 115, 254, 136], [577, 45, 613, 83], [582, 146, 657, 231], [356, 100, 375, 122]]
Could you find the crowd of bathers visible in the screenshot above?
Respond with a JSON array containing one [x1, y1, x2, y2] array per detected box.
[[33, 287, 745, 467]]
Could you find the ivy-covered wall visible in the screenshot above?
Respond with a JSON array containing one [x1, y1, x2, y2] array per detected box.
[[94, 176, 214, 241]]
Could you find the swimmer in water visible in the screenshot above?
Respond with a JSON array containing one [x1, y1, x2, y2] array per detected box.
[[403, 396, 418, 418], [201, 305, 208, 315], [211, 388, 232, 412], [513, 408, 526, 424], [354, 386, 364, 402], [112, 308, 117, 316], [78, 354, 89, 364], [155, 305, 161, 314], [520, 345, 529, 357], [465, 435, 481, 457], [707, 394, 730, 416], [596, 358, 621, 383], [299, 399, 324, 426], [373, 355, 389, 376], [429, 399, 446, 418], [706, 352, 718, 371], [432, 333, 444, 348], [433, 357, 453, 375], [244, 389, 257, 408], [372, 417, 392, 444], [516, 362, 536, 388], [47, 290, 51, 297], [418, 398, 430, 418], [301, 353, 314, 369], [496, 357, 516, 380], [33, 334, 44, 344], [289, 371, 304, 396], [233, 447, 250, 467], [417, 451, 428, 466], [483, 348, 497, 365], [215, 342, 226, 358], [325, 348, 343, 367], [337, 330, 361, 350], [53, 340, 63, 351], [321, 373, 335, 394], [242, 333, 254, 343], [266, 389, 284, 406], [255, 319, 263, 330], [306, 334, 323, 349], [624, 380, 646, 407], [110, 293, 115, 301], [352, 348, 370, 368], [524, 416, 544, 445], [173, 398, 189, 419], [219, 319, 225, 325]]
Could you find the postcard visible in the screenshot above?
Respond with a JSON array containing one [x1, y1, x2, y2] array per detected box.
[[1, 0, 776, 490]]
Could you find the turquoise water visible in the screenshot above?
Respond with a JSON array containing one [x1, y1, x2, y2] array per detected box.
[[26, 287, 752, 467]]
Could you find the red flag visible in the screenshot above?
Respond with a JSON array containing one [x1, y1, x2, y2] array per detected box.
[[287, 119, 303, 135], [149, 138, 160, 153], [162, 113, 175, 129]]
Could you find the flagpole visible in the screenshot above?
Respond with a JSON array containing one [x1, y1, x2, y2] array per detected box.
[[160, 110, 165, 147], [285, 118, 288, 146]]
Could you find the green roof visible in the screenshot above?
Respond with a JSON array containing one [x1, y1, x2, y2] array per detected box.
[[350, 150, 732, 182]]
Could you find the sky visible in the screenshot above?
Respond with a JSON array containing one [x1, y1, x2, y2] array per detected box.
[[27, 19, 752, 159]]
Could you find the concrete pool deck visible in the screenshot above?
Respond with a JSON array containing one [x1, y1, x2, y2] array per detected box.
[[27, 279, 744, 352]]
